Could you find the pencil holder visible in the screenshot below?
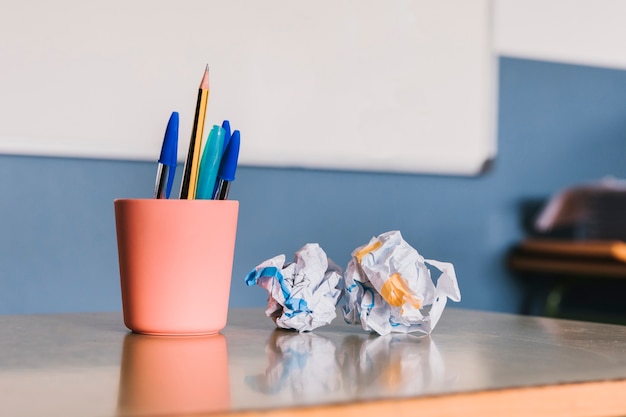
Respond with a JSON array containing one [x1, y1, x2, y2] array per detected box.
[[114, 198, 239, 335]]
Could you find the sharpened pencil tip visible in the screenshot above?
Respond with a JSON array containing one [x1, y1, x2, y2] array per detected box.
[[199, 65, 210, 89]]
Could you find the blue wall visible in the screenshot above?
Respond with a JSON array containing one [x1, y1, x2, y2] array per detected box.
[[2, 57, 626, 315]]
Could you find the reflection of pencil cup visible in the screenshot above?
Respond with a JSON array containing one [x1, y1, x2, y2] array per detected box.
[[117, 333, 230, 416], [114, 198, 238, 335]]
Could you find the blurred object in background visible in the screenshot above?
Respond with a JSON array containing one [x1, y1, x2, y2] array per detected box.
[[535, 177, 626, 241]]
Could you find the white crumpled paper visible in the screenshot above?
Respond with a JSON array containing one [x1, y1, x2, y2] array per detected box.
[[343, 230, 460, 335], [245, 243, 343, 332]]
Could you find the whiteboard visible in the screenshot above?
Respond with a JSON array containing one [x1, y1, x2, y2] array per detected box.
[[0, 0, 496, 175]]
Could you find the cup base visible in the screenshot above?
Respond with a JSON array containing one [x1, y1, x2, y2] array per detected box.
[[131, 329, 221, 336]]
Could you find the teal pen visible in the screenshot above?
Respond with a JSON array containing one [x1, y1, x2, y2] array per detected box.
[[195, 125, 226, 199]]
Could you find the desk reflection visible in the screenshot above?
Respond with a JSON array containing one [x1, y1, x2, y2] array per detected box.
[[339, 333, 446, 397], [117, 333, 230, 416], [246, 329, 446, 400], [246, 330, 341, 398]]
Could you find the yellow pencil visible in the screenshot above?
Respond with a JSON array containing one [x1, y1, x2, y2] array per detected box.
[[180, 65, 210, 199]]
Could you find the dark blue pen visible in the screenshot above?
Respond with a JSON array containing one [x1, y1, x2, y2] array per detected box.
[[221, 120, 231, 152], [153, 111, 179, 199], [213, 130, 240, 200]]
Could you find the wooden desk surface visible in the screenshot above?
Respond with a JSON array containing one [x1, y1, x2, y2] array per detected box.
[[1, 308, 626, 417]]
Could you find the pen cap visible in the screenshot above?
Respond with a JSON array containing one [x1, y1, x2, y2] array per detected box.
[[221, 120, 231, 153], [159, 111, 179, 166], [195, 126, 226, 199], [217, 130, 240, 181]]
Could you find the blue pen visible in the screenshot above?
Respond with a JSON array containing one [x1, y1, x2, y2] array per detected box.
[[212, 120, 232, 196], [195, 125, 226, 199], [221, 120, 231, 152], [153, 111, 179, 199], [214, 130, 240, 200]]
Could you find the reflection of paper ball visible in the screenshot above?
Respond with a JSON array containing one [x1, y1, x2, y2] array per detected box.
[[245, 243, 343, 332], [343, 231, 460, 335], [337, 333, 446, 397], [245, 330, 341, 398], [246, 329, 448, 402]]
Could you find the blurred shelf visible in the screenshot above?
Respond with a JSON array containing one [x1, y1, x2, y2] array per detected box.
[[508, 238, 626, 324]]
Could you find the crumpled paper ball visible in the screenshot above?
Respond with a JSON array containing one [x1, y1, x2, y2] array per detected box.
[[343, 230, 461, 335], [245, 243, 343, 332]]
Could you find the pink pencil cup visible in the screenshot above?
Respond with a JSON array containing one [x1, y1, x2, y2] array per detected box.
[[114, 198, 239, 335]]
